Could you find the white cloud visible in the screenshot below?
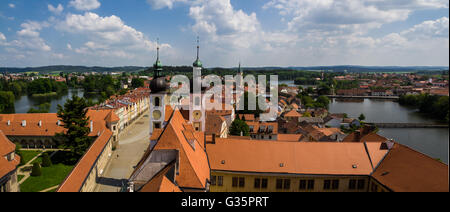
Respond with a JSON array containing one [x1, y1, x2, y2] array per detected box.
[[0, 32, 6, 41], [146, 0, 188, 10], [401, 16, 449, 39], [56, 12, 172, 64], [8, 4, 15, 8], [48, 4, 64, 15], [69, 0, 101, 11]]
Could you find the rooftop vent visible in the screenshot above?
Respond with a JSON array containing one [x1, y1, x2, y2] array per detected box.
[[22, 120, 26, 127], [279, 163, 284, 167], [352, 164, 358, 169], [381, 171, 390, 176], [7, 120, 10, 126], [221, 160, 226, 165], [57, 120, 61, 126]]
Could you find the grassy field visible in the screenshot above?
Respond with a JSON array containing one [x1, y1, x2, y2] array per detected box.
[[19, 151, 77, 192], [17, 175, 25, 182], [17, 150, 42, 165]]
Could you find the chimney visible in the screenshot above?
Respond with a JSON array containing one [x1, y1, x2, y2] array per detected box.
[[90, 120, 93, 132], [38, 120, 42, 127], [240, 131, 243, 137], [22, 120, 26, 127], [57, 120, 61, 126], [7, 120, 10, 126]]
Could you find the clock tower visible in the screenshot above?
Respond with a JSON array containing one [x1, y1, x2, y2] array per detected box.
[[190, 37, 205, 132], [149, 40, 169, 141]]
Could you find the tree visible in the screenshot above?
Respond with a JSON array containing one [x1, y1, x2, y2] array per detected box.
[[56, 95, 93, 160], [30, 162, 42, 177], [359, 114, 366, 121], [316, 96, 330, 108], [303, 112, 312, 117], [41, 153, 52, 167], [229, 119, 250, 136], [28, 102, 51, 113], [0, 91, 15, 114], [131, 78, 145, 89]]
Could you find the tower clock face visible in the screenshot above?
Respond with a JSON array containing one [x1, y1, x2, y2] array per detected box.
[[153, 110, 162, 120], [193, 110, 202, 120]]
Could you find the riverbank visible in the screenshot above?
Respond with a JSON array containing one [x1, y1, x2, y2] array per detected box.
[[31, 92, 58, 97]]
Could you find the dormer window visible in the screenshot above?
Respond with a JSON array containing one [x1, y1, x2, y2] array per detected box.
[[22, 120, 26, 127]]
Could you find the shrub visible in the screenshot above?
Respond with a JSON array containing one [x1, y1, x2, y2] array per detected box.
[[41, 153, 52, 167], [30, 162, 42, 177]]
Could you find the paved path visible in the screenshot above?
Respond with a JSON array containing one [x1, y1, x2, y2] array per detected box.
[[40, 185, 59, 192], [95, 111, 150, 192]]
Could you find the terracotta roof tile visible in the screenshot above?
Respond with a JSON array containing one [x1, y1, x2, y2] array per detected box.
[[57, 130, 113, 192], [372, 143, 448, 192], [207, 139, 387, 175]]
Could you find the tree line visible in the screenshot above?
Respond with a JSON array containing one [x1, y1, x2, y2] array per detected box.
[[399, 94, 449, 122]]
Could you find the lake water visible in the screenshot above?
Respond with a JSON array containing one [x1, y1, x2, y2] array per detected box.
[[14, 89, 85, 114], [329, 99, 449, 164]]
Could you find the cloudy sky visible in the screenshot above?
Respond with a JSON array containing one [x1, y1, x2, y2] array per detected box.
[[0, 0, 448, 67]]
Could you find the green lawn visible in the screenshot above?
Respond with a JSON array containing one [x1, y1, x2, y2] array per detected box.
[[17, 175, 25, 182], [19, 151, 77, 192], [20, 163, 74, 192], [17, 150, 42, 165]]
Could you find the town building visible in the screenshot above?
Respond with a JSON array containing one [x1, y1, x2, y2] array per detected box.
[[0, 131, 20, 192]]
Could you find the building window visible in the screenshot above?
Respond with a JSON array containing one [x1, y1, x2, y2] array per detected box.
[[349, 179, 357, 190], [154, 122, 161, 129], [332, 180, 339, 190], [217, 176, 223, 186], [371, 183, 378, 192], [299, 180, 307, 190], [323, 180, 331, 190], [232, 177, 238, 187], [357, 179, 365, 190], [307, 180, 315, 190], [276, 179, 283, 190], [154, 97, 161, 107], [269, 135, 272, 140], [254, 178, 261, 189], [284, 179, 291, 190], [211, 176, 217, 186], [261, 179, 268, 189], [239, 177, 245, 188]]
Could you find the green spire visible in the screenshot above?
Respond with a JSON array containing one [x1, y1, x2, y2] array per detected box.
[[153, 39, 163, 77], [193, 36, 202, 68]]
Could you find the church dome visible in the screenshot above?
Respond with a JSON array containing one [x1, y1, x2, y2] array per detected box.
[[150, 77, 168, 93]]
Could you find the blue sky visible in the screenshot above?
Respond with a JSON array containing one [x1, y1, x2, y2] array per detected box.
[[0, 0, 448, 68]]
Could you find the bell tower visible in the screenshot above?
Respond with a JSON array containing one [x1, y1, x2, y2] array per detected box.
[[190, 37, 205, 132], [149, 39, 168, 142]]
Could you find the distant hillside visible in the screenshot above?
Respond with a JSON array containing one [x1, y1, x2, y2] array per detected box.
[[242, 65, 449, 73], [1, 65, 448, 74]]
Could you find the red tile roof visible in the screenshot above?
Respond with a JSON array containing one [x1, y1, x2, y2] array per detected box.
[[372, 143, 449, 192], [57, 130, 113, 192], [207, 139, 388, 175]]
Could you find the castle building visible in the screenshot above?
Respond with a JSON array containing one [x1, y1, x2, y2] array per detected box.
[[0, 131, 20, 192]]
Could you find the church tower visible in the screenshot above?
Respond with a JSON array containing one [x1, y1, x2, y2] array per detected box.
[[149, 39, 169, 141], [190, 37, 206, 132]]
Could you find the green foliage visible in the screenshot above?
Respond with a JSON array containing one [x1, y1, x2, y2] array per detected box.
[[27, 78, 68, 95], [28, 102, 51, 113], [229, 119, 250, 136], [316, 96, 330, 108], [55, 95, 93, 161], [359, 114, 366, 121], [236, 92, 266, 116], [0, 91, 15, 114], [335, 80, 359, 90], [399, 94, 449, 122], [303, 112, 312, 117], [131, 78, 145, 88], [41, 153, 52, 167], [31, 162, 42, 177]]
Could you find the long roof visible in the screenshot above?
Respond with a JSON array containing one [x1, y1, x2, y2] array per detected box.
[[0, 110, 117, 137], [57, 130, 113, 192], [207, 139, 388, 176], [372, 143, 449, 192]]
